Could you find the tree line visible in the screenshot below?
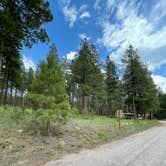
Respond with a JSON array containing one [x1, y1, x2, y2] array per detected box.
[[0, 0, 166, 120], [63, 40, 161, 118]]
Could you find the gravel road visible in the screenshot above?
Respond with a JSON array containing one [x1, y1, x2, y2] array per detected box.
[[45, 121, 166, 166]]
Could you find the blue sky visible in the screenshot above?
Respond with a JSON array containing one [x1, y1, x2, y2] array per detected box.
[[21, 0, 166, 92]]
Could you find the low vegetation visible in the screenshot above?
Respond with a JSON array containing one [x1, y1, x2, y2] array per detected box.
[[0, 106, 158, 165]]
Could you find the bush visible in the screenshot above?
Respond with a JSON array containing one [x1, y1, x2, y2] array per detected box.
[[30, 108, 69, 135], [10, 106, 25, 123], [25, 93, 56, 110], [24, 93, 72, 135]]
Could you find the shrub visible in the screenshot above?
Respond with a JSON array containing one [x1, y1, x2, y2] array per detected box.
[[32, 108, 69, 135], [25, 93, 56, 110], [25, 93, 71, 135]]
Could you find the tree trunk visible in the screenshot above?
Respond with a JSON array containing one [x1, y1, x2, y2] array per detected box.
[[0, 86, 4, 105], [14, 88, 17, 106], [10, 85, 13, 105], [132, 95, 136, 119], [79, 95, 85, 113], [149, 112, 152, 120], [108, 97, 112, 116], [4, 71, 9, 104], [20, 92, 23, 106], [0, 41, 3, 82]]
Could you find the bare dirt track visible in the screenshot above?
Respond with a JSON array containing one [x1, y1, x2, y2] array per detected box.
[[45, 121, 166, 166]]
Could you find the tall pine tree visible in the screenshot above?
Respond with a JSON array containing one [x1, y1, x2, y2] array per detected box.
[[106, 56, 119, 116]]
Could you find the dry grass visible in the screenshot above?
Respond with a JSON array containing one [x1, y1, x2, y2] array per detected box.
[[0, 108, 158, 166]]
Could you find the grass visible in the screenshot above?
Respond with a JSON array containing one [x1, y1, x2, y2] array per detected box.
[[0, 106, 159, 166]]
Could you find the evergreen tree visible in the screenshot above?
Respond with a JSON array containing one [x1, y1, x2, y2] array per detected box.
[[26, 67, 35, 93], [71, 39, 93, 112], [122, 45, 159, 118], [0, 0, 53, 83], [71, 39, 106, 113], [155, 92, 166, 119], [122, 45, 142, 117], [105, 56, 120, 116], [31, 44, 68, 103], [89, 45, 107, 114]]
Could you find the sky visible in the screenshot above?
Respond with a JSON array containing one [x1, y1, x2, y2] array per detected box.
[[21, 0, 166, 93]]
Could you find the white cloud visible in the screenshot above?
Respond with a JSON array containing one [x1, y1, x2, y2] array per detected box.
[[64, 51, 77, 60], [80, 11, 91, 19], [59, 1, 90, 27], [152, 75, 166, 93], [62, 6, 78, 27], [22, 55, 36, 71], [98, 0, 166, 70], [79, 33, 91, 40]]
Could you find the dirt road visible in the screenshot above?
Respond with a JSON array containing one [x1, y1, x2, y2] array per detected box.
[[45, 121, 166, 166]]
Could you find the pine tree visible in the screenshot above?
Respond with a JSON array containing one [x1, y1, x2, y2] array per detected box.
[[122, 45, 159, 118], [0, 0, 53, 84], [31, 44, 68, 103], [26, 67, 35, 93], [71, 39, 106, 113], [155, 92, 166, 119], [71, 39, 93, 112], [105, 55, 120, 116], [122, 45, 142, 117], [89, 45, 107, 114]]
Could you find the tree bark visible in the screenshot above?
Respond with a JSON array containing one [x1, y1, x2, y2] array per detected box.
[[149, 112, 152, 120], [10, 85, 13, 105], [79, 95, 85, 113], [4, 70, 9, 104], [132, 95, 136, 119], [0, 41, 3, 82], [14, 88, 17, 106], [0, 86, 4, 105]]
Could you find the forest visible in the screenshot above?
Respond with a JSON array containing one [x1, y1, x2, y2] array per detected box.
[[1, 1, 166, 165], [0, 0, 166, 134]]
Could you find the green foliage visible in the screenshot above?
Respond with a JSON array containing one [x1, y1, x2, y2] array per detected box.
[[35, 108, 67, 125], [0, 0, 53, 99], [25, 93, 56, 110], [27, 107, 69, 135], [70, 39, 106, 113], [31, 45, 68, 102], [10, 106, 25, 123], [155, 92, 166, 119], [25, 93, 70, 135], [1, 0, 53, 47], [122, 45, 159, 117], [56, 140, 65, 150], [24, 45, 70, 135], [106, 55, 120, 115]]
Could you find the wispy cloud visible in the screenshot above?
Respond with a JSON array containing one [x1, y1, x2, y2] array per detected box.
[[59, 1, 91, 27], [150, 0, 166, 21], [98, 0, 166, 71], [62, 6, 78, 27], [80, 11, 91, 19]]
